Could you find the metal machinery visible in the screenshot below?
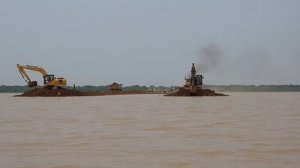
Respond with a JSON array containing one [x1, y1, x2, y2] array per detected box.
[[17, 64, 67, 89], [184, 63, 204, 93], [109, 82, 122, 91]]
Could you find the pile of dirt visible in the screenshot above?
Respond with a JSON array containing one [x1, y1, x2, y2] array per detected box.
[[165, 87, 227, 96], [16, 88, 95, 97], [15, 87, 226, 97], [15, 88, 147, 97]]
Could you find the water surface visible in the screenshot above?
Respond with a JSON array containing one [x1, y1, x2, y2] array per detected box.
[[0, 93, 299, 168]]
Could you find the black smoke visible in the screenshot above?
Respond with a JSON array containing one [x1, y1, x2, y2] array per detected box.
[[195, 43, 222, 73]]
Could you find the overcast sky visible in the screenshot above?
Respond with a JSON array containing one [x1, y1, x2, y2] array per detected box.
[[1, 0, 299, 86]]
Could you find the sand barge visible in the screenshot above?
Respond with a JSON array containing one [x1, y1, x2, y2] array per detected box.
[[165, 87, 226, 96], [165, 63, 227, 97], [15, 88, 146, 97]]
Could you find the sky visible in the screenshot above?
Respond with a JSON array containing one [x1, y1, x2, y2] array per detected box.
[[1, 0, 299, 86]]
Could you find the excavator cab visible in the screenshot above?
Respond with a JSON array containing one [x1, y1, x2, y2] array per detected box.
[[44, 75, 66, 89], [43, 75, 55, 85], [196, 75, 204, 86]]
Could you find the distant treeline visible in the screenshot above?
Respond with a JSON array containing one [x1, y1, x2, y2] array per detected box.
[[0, 85, 300, 93], [205, 85, 300, 92]]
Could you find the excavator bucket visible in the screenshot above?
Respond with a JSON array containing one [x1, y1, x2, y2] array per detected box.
[[28, 81, 37, 87]]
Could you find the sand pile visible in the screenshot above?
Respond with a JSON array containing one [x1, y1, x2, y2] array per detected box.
[[165, 87, 227, 96], [15, 88, 96, 97], [16, 88, 146, 97]]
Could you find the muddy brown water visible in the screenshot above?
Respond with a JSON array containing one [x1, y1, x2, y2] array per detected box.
[[0, 93, 300, 168]]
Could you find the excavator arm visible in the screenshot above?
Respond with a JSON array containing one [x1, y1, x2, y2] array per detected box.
[[17, 64, 48, 76], [17, 64, 32, 83], [17, 64, 49, 87]]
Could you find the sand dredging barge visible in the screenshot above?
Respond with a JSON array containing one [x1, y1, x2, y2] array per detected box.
[[15, 88, 146, 97], [165, 63, 226, 96], [15, 63, 226, 97]]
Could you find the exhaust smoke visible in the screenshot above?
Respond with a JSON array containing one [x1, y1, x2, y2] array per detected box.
[[195, 43, 222, 74]]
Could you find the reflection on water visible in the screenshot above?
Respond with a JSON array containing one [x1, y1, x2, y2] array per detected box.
[[0, 93, 300, 168]]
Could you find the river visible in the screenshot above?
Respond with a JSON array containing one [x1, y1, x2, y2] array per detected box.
[[0, 93, 299, 168]]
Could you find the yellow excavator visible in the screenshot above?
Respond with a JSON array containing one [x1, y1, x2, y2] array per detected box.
[[17, 64, 67, 89]]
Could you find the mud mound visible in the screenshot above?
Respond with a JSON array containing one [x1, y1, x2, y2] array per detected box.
[[15, 88, 95, 97], [165, 88, 227, 96], [15, 88, 147, 97]]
